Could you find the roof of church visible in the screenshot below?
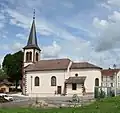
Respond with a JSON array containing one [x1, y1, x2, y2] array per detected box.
[[25, 58, 71, 71], [70, 62, 102, 69], [25, 59, 102, 72], [23, 11, 41, 51]]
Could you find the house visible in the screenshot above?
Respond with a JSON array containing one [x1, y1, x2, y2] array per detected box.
[[22, 12, 102, 97], [101, 69, 120, 88], [0, 79, 12, 93]]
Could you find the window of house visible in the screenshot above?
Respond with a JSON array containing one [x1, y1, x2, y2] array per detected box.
[[110, 76, 114, 80], [36, 52, 38, 61], [51, 76, 56, 86], [72, 83, 77, 90], [101, 76, 103, 81], [118, 83, 120, 87], [111, 83, 113, 87], [35, 76, 39, 86], [95, 78, 99, 86], [75, 73, 78, 77]]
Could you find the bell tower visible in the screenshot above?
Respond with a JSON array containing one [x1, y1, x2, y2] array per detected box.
[[23, 9, 41, 68], [22, 10, 41, 95]]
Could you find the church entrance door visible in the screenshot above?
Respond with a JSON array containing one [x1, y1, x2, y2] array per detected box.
[[57, 86, 61, 94]]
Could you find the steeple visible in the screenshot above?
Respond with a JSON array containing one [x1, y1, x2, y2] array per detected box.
[[23, 9, 41, 51]]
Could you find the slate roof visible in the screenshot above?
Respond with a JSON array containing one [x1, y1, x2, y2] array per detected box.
[[25, 59, 102, 72], [101, 69, 120, 76], [70, 62, 102, 69], [23, 19, 40, 51], [25, 58, 71, 71], [65, 76, 86, 84]]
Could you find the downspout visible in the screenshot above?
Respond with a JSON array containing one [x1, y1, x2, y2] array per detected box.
[[64, 61, 72, 95], [67, 61, 73, 78]]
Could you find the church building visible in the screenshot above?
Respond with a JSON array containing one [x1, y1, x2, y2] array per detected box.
[[22, 12, 102, 97]]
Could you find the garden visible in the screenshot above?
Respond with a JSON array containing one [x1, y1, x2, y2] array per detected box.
[[0, 96, 120, 113]]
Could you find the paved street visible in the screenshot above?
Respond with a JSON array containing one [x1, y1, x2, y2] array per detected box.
[[0, 93, 95, 108]]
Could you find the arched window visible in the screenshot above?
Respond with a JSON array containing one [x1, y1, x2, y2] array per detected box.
[[95, 78, 99, 86], [26, 52, 29, 62], [36, 52, 39, 61], [35, 76, 39, 86], [29, 52, 32, 61], [51, 76, 56, 86], [26, 52, 32, 62]]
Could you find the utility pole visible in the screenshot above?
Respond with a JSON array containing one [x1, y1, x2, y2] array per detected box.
[[113, 64, 117, 96]]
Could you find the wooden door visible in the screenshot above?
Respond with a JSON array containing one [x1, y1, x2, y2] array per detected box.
[[57, 86, 61, 94]]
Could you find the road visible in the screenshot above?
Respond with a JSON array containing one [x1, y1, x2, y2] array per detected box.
[[0, 93, 94, 108]]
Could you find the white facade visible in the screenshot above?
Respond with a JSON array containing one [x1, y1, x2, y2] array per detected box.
[[26, 70, 67, 97], [69, 69, 101, 93], [24, 68, 101, 97]]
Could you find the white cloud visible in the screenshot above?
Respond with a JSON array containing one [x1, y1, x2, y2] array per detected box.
[[93, 17, 109, 30], [42, 41, 61, 58], [62, 1, 74, 8], [0, 44, 9, 50], [0, 12, 6, 29], [16, 33, 26, 40], [107, 0, 120, 7], [2, 0, 120, 68], [108, 11, 120, 22], [100, 3, 111, 10], [11, 42, 24, 51], [0, 56, 4, 66], [92, 10, 120, 52]]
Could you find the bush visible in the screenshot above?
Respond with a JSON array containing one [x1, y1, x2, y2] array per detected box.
[[94, 87, 99, 98], [110, 91, 115, 97], [94, 87, 106, 99], [99, 89, 106, 98]]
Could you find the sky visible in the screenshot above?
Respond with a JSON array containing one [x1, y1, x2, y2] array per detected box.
[[0, 0, 120, 68]]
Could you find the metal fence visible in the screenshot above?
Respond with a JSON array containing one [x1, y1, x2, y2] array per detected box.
[[94, 86, 114, 98]]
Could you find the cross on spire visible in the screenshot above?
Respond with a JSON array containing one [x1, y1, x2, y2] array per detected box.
[[33, 9, 35, 20]]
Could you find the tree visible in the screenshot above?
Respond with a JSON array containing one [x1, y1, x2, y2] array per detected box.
[[2, 51, 24, 89], [0, 67, 8, 80]]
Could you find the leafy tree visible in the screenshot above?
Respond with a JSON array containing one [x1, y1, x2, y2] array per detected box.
[[0, 67, 8, 80], [2, 51, 24, 89]]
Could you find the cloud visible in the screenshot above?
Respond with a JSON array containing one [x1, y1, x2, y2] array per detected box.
[[16, 33, 26, 40], [100, 3, 111, 10], [10, 42, 24, 51], [42, 41, 61, 58], [1, 0, 120, 68], [0, 10, 6, 29], [93, 17, 109, 30], [93, 11, 120, 52], [61, 1, 74, 8], [107, 0, 120, 7], [0, 56, 4, 66]]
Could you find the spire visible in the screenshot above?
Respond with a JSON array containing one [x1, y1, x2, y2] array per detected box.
[[23, 9, 40, 51]]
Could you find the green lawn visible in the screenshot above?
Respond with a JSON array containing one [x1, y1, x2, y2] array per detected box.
[[1, 96, 120, 113]]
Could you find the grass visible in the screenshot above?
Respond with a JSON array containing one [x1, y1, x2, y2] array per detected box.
[[0, 96, 120, 113]]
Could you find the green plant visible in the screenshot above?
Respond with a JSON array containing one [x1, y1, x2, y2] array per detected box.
[[94, 87, 99, 98], [99, 89, 106, 98]]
